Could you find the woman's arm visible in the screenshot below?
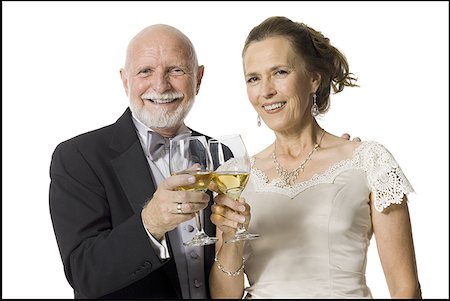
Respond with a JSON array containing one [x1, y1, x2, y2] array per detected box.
[[209, 193, 249, 298], [371, 194, 422, 298]]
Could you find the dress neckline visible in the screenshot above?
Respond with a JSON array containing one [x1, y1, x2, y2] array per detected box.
[[249, 141, 371, 198]]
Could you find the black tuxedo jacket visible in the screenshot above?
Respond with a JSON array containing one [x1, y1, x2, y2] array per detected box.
[[49, 108, 216, 298]]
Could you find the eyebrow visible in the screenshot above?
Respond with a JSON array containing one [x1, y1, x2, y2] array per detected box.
[[245, 71, 258, 78], [245, 64, 292, 77], [270, 64, 291, 71]]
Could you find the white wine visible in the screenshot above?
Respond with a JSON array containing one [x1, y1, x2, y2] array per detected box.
[[173, 171, 213, 191], [212, 172, 249, 200]]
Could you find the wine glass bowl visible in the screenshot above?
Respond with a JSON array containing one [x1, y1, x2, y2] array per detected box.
[[208, 134, 260, 243], [169, 135, 218, 246], [212, 171, 250, 200]]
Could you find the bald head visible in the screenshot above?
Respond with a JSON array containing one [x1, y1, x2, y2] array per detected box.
[[124, 24, 198, 72]]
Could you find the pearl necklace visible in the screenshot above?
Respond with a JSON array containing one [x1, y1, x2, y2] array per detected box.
[[272, 129, 326, 187]]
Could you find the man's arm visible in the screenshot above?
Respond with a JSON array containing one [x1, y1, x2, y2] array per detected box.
[[49, 141, 164, 298]]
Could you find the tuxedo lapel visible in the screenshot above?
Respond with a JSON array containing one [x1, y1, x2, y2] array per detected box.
[[111, 141, 156, 212], [110, 109, 156, 212]]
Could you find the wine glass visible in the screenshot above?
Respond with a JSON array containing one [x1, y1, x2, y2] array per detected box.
[[208, 134, 260, 243], [169, 135, 218, 246]]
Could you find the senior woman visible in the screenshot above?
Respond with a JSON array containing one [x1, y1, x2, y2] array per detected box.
[[209, 16, 421, 299]]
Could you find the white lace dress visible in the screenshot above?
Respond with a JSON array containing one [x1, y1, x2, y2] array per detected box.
[[242, 141, 414, 299]]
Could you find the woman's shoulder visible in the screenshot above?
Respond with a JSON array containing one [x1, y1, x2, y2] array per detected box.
[[251, 144, 273, 158], [323, 133, 395, 158], [352, 140, 395, 159], [322, 133, 363, 157], [250, 144, 274, 169]]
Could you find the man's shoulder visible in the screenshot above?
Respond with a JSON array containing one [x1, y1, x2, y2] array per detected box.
[[54, 108, 132, 153], [189, 128, 211, 139], [60, 123, 115, 147]]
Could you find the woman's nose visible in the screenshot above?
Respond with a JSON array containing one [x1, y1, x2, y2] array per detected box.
[[261, 78, 276, 99]]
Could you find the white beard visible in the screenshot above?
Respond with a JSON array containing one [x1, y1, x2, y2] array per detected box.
[[130, 98, 194, 130]]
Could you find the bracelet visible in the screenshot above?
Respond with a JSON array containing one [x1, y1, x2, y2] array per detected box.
[[214, 252, 245, 277]]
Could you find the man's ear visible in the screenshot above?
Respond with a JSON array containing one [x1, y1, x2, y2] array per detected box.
[[120, 68, 129, 96], [195, 65, 205, 95]]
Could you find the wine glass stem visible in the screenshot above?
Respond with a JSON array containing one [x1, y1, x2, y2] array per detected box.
[[232, 193, 247, 235], [194, 211, 205, 235], [236, 224, 247, 235], [230, 194, 247, 235]]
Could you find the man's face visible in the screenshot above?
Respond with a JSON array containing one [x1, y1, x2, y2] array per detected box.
[[121, 29, 203, 134]]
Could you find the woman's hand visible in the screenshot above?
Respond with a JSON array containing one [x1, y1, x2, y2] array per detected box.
[[209, 182, 251, 241]]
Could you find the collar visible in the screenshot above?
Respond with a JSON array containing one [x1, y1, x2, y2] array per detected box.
[[131, 113, 192, 157]]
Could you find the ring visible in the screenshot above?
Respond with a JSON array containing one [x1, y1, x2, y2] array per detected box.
[[176, 202, 183, 214]]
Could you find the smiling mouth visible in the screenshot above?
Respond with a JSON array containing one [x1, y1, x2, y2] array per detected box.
[[143, 97, 182, 104], [262, 101, 286, 111]]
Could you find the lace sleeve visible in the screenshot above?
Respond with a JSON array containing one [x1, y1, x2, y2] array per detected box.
[[363, 142, 415, 212]]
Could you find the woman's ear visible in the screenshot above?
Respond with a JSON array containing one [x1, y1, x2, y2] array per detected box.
[[311, 72, 321, 92]]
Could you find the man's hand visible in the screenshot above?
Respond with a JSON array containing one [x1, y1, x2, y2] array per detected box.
[[141, 174, 210, 240], [341, 133, 361, 142]]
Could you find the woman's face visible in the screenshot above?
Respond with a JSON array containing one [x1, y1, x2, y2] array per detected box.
[[243, 36, 318, 133]]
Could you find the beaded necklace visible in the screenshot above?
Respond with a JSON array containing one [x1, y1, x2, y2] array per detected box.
[[271, 129, 326, 186]]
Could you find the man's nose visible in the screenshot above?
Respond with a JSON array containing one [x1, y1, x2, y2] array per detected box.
[[152, 71, 172, 93]]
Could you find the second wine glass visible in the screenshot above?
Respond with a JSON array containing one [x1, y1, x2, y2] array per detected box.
[[209, 134, 260, 243], [169, 135, 218, 247]]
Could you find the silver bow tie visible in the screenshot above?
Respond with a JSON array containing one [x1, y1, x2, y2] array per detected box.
[[148, 131, 168, 160], [147, 131, 193, 160]]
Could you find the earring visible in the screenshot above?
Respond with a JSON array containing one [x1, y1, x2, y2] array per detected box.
[[257, 115, 261, 127], [311, 93, 319, 117]]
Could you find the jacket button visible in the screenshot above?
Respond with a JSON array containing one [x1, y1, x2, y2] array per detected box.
[[194, 279, 202, 288], [189, 251, 199, 259]]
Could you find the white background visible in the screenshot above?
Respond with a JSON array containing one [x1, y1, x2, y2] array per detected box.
[[3, 1, 449, 299]]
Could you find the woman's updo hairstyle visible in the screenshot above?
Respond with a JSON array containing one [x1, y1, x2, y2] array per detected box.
[[243, 16, 358, 114]]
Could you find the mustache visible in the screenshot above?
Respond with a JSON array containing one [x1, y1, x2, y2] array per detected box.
[[141, 91, 184, 103]]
